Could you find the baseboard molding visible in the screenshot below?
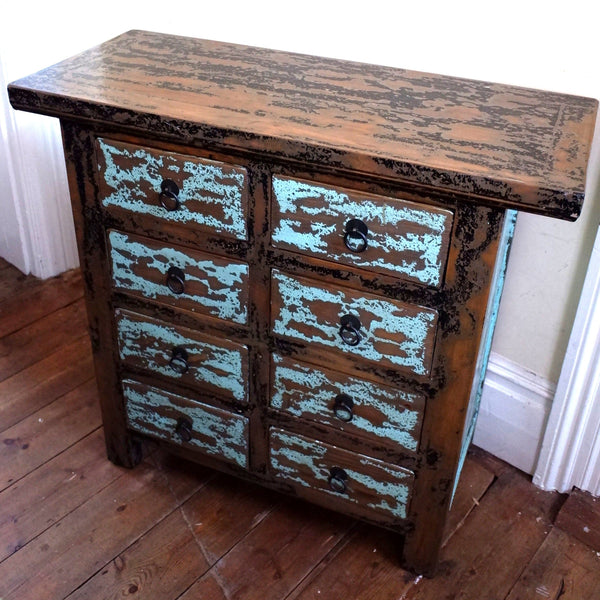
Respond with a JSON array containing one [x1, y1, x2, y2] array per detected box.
[[473, 352, 556, 474]]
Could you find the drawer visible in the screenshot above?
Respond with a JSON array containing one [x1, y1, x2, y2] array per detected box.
[[109, 230, 249, 325], [270, 354, 423, 454], [123, 379, 249, 468], [116, 309, 249, 403], [98, 138, 248, 240], [271, 176, 453, 288], [270, 428, 413, 520], [271, 270, 438, 377]]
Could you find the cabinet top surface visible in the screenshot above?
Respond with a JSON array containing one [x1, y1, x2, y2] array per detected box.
[[8, 30, 597, 220]]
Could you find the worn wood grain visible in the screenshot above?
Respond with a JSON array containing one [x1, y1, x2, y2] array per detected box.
[[0, 429, 122, 562], [290, 451, 496, 600], [441, 455, 495, 546], [0, 379, 102, 492], [179, 501, 351, 600], [554, 488, 600, 552], [0, 268, 83, 338], [0, 459, 207, 600], [8, 30, 597, 219], [407, 470, 563, 599], [0, 298, 87, 382], [0, 334, 93, 431], [67, 473, 276, 600], [505, 527, 600, 600]]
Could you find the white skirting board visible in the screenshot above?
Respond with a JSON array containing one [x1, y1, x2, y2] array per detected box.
[[473, 351, 556, 475]]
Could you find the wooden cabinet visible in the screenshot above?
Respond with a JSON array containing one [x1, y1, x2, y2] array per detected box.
[[8, 30, 597, 575]]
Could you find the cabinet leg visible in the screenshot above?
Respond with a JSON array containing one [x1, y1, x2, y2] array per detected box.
[[104, 429, 144, 468]]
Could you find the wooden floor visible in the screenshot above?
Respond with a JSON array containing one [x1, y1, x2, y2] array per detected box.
[[1, 259, 600, 600]]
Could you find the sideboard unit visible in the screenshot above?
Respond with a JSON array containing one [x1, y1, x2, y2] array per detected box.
[[8, 30, 597, 574]]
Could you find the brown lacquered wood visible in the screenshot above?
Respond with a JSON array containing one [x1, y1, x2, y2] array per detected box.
[[7, 31, 598, 577], [8, 30, 597, 220]]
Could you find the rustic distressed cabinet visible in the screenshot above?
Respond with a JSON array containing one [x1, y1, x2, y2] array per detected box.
[[9, 31, 597, 574]]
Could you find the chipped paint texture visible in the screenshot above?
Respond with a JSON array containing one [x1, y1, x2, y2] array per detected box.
[[272, 177, 452, 287], [109, 230, 248, 324], [271, 354, 422, 452], [452, 209, 518, 501], [271, 270, 437, 376], [270, 429, 412, 519], [123, 379, 248, 467], [116, 310, 247, 402], [98, 138, 247, 239]]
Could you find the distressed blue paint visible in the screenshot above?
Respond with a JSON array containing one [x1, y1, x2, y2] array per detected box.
[[272, 270, 437, 375], [117, 311, 247, 402], [271, 354, 421, 451], [123, 379, 248, 468], [270, 429, 412, 519], [272, 177, 452, 287], [451, 209, 518, 503], [109, 230, 248, 324], [98, 138, 247, 239]]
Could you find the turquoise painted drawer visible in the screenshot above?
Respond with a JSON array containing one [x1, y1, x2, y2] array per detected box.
[[271, 269, 438, 377], [270, 354, 424, 454], [271, 175, 453, 288], [108, 230, 249, 324], [116, 309, 249, 404], [97, 138, 248, 240], [270, 428, 414, 521], [123, 379, 249, 468]]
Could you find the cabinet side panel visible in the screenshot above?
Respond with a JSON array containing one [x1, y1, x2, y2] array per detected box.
[[403, 204, 505, 574], [451, 209, 517, 501]]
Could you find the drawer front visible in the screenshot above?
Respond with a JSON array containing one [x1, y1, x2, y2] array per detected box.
[[271, 270, 438, 377], [124, 379, 248, 468], [98, 138, 248, 240], [271, 354, 423, 453], [116, 309, 249, 403], [270, 428, 413, 520], [271, 176, 453, 288], [109, 230, 249, 325]]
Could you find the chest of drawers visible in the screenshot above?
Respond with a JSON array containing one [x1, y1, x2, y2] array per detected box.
[[8, 30, 597, 574]]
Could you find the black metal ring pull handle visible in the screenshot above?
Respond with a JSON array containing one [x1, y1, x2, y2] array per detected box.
[[343, 218, 369, 253], [159, 179, 181, 211], [339, 314, 362, 346], [175, 416, 193, 442], [333, 393, 354, 422], [169, 346, 189, 374], [166, 266, 186, 295], [328, 467, 348, 494]]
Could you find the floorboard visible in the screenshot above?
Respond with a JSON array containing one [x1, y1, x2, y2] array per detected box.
[[1, 262, 599, 600]]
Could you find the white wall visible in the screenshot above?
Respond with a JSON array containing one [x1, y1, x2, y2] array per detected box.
[[1, 0, 598, 467]]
